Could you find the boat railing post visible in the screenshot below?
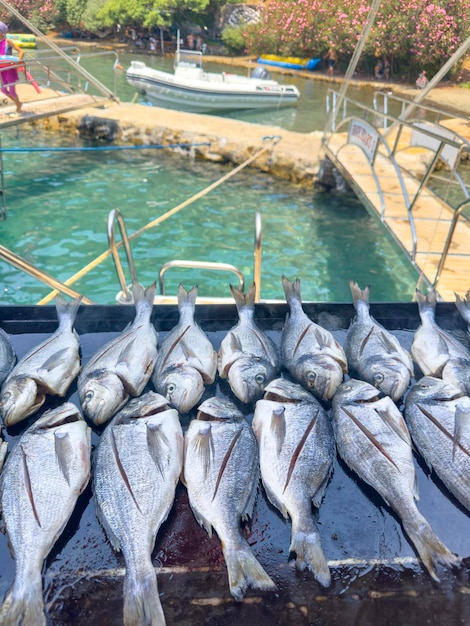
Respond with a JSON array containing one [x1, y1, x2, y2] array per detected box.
[[253, 212, 262, 302], [107, 209, 139, 303]]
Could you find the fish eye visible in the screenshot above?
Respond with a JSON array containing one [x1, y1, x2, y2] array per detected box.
[[374, 373, 385, 384], [167, 383, 176, 394], [85, 390, 94, 402], [307, 372, 317, 385], [255, 373, 265, 385]]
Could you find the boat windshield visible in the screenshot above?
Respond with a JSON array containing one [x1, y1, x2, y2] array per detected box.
[[175, 50, 203, 70]]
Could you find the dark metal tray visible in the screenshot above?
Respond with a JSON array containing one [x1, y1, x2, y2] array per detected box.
[[0, 302, 469, 625]]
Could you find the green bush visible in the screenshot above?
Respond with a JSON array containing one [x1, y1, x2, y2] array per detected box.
[[221, 25, 246, 54]]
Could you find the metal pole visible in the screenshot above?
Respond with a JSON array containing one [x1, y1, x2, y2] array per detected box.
[[0, 0, 117, 100]]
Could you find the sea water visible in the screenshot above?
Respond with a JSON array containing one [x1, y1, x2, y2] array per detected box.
[[0, 123, 419, 305]]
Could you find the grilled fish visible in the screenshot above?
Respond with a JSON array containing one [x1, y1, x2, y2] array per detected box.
[[218, 283, 280, 403], [412, 289, 470, 394], [332, 378, 460, 581], [183, 396, 276, 601], [0, 403, 91, 626], [152, 284, 217, 413], [252, 377, 334, 586], [405, 376, 470, 512], [94, 391, 183, 626], [345, 281, 413, 402], [0, 295, 82, 426], [281, 276, 347, 401], [0, 326, 16, 386], [78, 282, 158, 426]]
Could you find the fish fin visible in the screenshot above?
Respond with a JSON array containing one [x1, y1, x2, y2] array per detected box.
[[270, 406, 286, 456], [20, 444, 42, 528], [55, 293, 82, 328], [0, 441, 7, 473], [402, 510, 460, 582], [132, 281, 156, 314], [188, 500, 213, 537], [375, 406, 413, 448], [350, 280, 370, 308], [290, 519, 331, 587], [190, 422, 214, 481], [177, 283, 198, 309], [0, 573, 46, 626], [212, 427, 242, 501], [38, 347, 73, 375], [123, 562, 165, 626], [453, 405, 470, 462], [223, 541, 276, 601], [263, 481, 289, 518], [281, 275, 301, 304], [54, 431, 72, 485], [230, 282, 256, 312], [110, 426, 142, 514], [146, 422, 170, 477]]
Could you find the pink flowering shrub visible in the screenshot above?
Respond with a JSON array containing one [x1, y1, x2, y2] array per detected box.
[[243, 0, 470, 75], [1, 0, 58, 30]]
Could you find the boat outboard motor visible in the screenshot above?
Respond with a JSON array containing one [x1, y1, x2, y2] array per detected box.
[[251, 66, 272, 81]]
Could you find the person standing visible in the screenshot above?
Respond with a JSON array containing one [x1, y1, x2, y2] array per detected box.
[[325, 47, 337, 77], [0, 21, 24, 113]]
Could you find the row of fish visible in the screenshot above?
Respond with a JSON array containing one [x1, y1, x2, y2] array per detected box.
[[4, 276, 467, 431], [0, 366, 468, 625]]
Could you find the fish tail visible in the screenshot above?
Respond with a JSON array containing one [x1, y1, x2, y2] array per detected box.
[[290, 521, 331, 587], [402, 512, 460, 582], [177, 283, 198, 317], [230, 282, 256, 313], [0, 577, 46, 626], [415, 288, 437, 313], [223, 541, 276, 601], [349, 280, 370, 309], [55, 293, 82, 329], [132, 281, 156, 320], [281, 275, 302, 305], [123, 566, 166, 626]]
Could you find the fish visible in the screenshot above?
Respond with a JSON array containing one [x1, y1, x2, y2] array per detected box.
[[404, 376, 470, 513], [183, 396, 276, 601], [331, 378, 460, 581], [0, 326, 16, 386], [218, 283, 280, 403], [0, 402, 91, 626], [78, 282, 158, 426], [412, 289, 470, 394], [345, 281, 413, 402], [151, 284, 217, 414], [93, 391, 183, 626], [280, 276, 347, 401], [252, 377, 334, 586], [454, 289, 470, 333], [0, 295, 82, 426]]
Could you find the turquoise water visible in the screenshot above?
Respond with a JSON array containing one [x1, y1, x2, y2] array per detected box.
[[0, 123, 419, 305]]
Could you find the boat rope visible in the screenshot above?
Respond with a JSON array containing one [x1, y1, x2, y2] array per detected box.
[[36, 135, 282, 305], [0, 142, 212, 153]]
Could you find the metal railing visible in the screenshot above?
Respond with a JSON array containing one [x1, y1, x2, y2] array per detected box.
[[323, 88, 470, 274]]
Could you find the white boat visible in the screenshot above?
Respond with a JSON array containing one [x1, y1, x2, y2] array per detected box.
[[126, 49, 300, 113]]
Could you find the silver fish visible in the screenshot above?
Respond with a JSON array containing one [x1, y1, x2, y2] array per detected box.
[[252, 377, 334, 586], [183, 396, 276, 601], [152, 284, 217, 414], [78, 282, 158, 426], [0, 326, 16, 386], [405, 376, 470, 513], [412, 289, 470, 394], [345, 281, 413, 402], [455, 289, 470, 333], [281, 276, 347, 401], [0, 295, 82, 426], [332, 378, 460, 581], [94, 391, 183, 626], [218, 283, 280, 403], [0, 402, 91, 626]]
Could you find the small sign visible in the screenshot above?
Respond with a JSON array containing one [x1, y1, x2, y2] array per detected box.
[[348, 119, 379, 163]]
